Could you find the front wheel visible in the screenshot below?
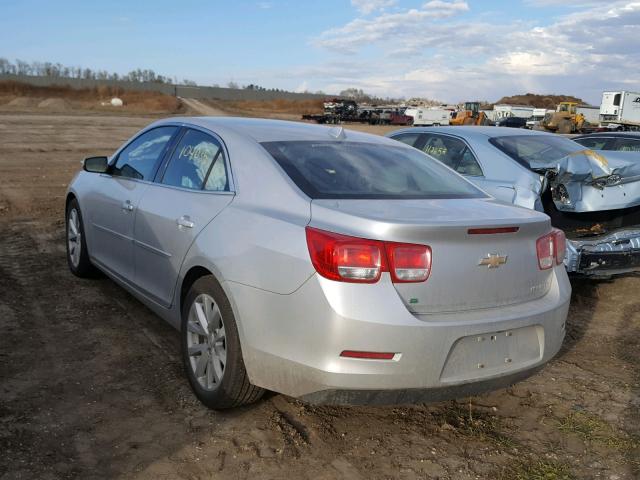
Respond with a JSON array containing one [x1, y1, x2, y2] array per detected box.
[[66, 198, 97, 278], [181, 275, 264, 409]]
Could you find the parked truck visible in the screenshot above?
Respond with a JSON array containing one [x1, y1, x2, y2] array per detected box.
[[406, 107, 451, 126], [600, 91, 640, 130], [526, 108, 551, 129]]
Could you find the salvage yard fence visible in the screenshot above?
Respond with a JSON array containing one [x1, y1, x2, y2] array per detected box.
[[0, 74, 328, 102]]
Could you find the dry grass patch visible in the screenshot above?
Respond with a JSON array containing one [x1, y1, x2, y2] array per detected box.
[[0, 80, 182, 113]]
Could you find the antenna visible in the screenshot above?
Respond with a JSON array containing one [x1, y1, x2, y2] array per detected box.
[[328, 126, 346, 140]]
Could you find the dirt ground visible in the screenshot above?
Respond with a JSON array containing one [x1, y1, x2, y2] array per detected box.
[[0, 111, 638, 480]]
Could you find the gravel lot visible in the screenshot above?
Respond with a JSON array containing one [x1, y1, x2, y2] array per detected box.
[[0, 112, 638, 479]]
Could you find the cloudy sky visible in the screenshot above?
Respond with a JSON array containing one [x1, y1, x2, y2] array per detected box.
[[1, 0, 638, 103]]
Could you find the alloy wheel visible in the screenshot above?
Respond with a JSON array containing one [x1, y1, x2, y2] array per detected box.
[[186, 293, 227, 391], [67, 208, 82, 268]]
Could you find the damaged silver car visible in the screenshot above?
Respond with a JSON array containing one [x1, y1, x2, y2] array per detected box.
[[389, 126, 640, 276]]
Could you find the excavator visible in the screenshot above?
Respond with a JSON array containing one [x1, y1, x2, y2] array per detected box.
[[539, 102, 588, 134], [450, 102, 493, 126]]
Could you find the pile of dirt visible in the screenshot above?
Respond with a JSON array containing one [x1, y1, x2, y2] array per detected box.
[[494, 93, 585, 109], [7, 97, 40, 108], [37, 98, 71, 110]]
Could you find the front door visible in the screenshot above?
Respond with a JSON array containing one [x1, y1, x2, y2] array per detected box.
[[86, 126, 178, 281], [133, 128, 233, 306]]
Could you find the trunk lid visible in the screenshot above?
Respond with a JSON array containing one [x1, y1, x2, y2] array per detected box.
[[310, 198, 554, 314]]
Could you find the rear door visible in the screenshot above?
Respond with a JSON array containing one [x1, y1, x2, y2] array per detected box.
[[133, 128, 234, 306], [85, 126, 178, 281], [396, 132, 517, 204]]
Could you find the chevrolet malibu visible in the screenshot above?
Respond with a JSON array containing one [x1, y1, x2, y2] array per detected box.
[[66, 117, 570, 409]]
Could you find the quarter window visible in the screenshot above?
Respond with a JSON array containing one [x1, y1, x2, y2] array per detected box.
[[391, 133, 421, 147], [112, 127, 177, 181], [614, 138, 640, 152], [420, 134, 483, 176], [161, 129, 228, 191]]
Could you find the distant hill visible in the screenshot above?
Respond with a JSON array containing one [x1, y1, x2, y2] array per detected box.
[[493, 93, 585, 109]]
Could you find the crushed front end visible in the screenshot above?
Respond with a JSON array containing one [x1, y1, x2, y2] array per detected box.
[[537, 149, 640, 276]]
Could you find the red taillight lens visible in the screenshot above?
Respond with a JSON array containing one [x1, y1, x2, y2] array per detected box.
[[536, 230, 565, 270], [386, 244, 431, 283], [552, 229, 566, 265], [536, 233, 554, 270], [306, 227, 385, 283], [305, 227, 431, 284]]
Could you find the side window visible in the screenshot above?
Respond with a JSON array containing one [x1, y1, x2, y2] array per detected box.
[[391, 133, 421, 147], [161, 129, 228, 191], [421, 134, 483, 176], [576, 137, 608, 150], [113, 126, 177, 181], [614, 138, 640, 152]]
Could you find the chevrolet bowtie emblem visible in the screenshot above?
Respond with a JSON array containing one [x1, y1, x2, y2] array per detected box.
[[479, 253, 508, 269]]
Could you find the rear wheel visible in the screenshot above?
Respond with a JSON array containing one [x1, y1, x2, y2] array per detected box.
[[181, 275, 264, 409], [66, 198, 97, 278]]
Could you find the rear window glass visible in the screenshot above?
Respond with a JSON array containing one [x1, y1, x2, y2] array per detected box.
[[489, 135, 583, 170], [261, 141, 485, 199]]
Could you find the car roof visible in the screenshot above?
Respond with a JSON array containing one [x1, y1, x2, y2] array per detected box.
[[389, 125, 551, 139], [151, 116, 400, 145]]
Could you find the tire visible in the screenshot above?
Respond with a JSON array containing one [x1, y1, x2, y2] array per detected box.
[[66, 198, 97, 278], [181, 275, 264, 409]]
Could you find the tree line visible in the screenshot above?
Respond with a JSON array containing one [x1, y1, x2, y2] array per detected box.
[[0, 58, 327, 95]]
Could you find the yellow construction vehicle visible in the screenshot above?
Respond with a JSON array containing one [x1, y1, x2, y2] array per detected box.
[[450, 102, 492, 126], [539, 102, 587, 134]]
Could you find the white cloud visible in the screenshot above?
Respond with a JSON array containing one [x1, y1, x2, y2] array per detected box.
[[351, 0, 397, 14], [423, 0, 469, 14], [257, 2, 272, 9], [306, 1, 640, 103], [315, 1, 470, 53]]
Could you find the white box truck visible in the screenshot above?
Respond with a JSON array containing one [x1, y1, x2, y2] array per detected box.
[[600, 91, 640, 129], [493, 104, 534, 120], [408, 107, 451, 126], [576, 105, 600, 125]]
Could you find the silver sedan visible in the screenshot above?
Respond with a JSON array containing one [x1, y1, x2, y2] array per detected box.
[[66, 118, 570, 409]]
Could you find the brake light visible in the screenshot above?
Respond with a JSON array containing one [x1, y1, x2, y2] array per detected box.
[[305, 227, 431, 284], [305, 227, 384, 283], [385, 243, 431, 283], [536, 229, 565, 269], [552, 229, 566, 265]]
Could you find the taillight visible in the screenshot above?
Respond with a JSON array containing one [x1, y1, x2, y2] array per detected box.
[[385, 243, 431, 283], [552, 229, 566, 265], [305, 227, 384, 283], [536, 229, 566, 269], [305, 227, 431, 284]]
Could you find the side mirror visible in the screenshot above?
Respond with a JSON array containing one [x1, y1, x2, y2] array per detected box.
[[83, 156, 109, 173]]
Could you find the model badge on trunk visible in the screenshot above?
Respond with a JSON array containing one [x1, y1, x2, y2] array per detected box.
[[479, 253, 508, 269]]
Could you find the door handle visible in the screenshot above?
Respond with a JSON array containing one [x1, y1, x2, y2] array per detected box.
[[177, 216, 195, 229], [121, 200, 134, 212]]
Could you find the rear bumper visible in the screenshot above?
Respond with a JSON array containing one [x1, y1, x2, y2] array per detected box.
[[566, 229, 640, 276], [300, 366, 543, 405], [228, 265, 570, 404]]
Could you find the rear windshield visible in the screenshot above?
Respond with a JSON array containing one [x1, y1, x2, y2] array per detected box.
[[261, 141, 486, 199], [489, 135, 583, 170]]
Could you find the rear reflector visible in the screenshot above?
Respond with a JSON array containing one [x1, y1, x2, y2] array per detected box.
[[340, 350, 395, 360], [468, 227, 519, 235]]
